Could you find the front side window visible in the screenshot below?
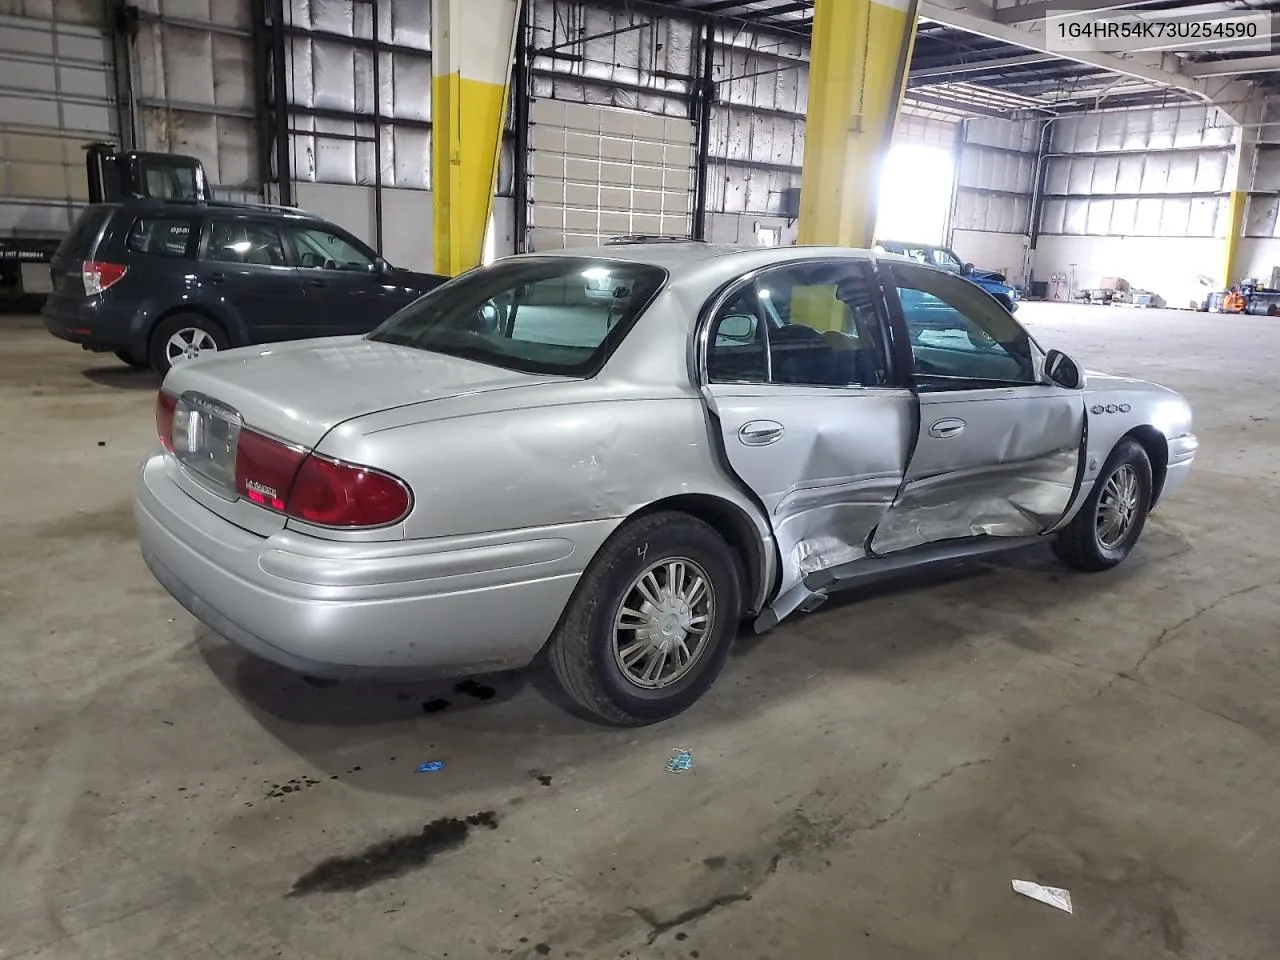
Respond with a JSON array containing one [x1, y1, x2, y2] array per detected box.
[[202, 220, 287, 266], [368, 258, 665, 376], [706, 259, 891, 388], [127, 217, 195, 258], [283, 225, 376, 271], [891, 263, 1036, 387]]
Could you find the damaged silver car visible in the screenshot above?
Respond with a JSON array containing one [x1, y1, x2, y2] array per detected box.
[[136, 243, 1197, 725]]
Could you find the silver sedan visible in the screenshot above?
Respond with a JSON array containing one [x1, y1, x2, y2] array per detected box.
[[135, 243, 1197, 724]]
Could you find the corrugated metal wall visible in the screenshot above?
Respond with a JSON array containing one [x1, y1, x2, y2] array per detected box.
[[129, 0, 258, 198], [1244, 101, 1280, 239], [951, 117, 1039, 236], [1039, 105, 1234, 238]]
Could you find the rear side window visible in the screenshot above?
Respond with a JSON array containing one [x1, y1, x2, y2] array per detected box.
[[126, 217, 195, 258], [55, 208, 109, 259], [202, 219, 287, 266]]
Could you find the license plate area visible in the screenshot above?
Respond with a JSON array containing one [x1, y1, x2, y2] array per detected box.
[[172, 392, 242, 497]]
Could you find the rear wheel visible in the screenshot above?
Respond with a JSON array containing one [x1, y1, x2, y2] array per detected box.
[[547, 512, 742, 726], [1054, 439, 1153, 571], [114, 348, 150, 370], [148, 313, 228, 376]]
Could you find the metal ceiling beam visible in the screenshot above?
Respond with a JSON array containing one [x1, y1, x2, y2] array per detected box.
[[918, 0, 1260, 120], [909, 51, 1050, 78], [993, 0, 1171, 24], [1183, 55, 1280, 77], [904, 90, 1009, 117]]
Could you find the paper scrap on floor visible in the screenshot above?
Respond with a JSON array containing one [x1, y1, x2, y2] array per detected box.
[[1012, 879, 1073, 914]]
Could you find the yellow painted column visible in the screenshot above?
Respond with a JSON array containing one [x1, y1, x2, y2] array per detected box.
[[1222, 190, 1246, 289], [431, 0, 521, 276], [797, 0, 919, 248]]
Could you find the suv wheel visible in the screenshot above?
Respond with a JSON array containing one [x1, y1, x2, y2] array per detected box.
[[547, 512, 743, 726], [149, 314, 228, 376]]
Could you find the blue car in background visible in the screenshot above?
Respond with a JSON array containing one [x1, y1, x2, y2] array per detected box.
[[875, 239, 1020, 312]]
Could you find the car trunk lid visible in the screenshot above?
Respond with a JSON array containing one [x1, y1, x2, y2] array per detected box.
[[160, 337, 567, 536]]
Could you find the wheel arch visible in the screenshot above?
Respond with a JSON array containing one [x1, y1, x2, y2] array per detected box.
[[626, 494, 774, 616], [1123, 425, 1168, 503], [147, 304, 239, 353]]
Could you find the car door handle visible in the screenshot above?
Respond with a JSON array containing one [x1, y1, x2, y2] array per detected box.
[[928, 418, 966, 439], [738, 420, 785, 446]]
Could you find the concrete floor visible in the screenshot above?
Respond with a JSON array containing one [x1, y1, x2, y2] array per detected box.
[[2, 303, 1278, 960]]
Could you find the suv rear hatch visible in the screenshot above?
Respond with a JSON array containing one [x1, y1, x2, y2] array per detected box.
[[49, 206, 112, 296]]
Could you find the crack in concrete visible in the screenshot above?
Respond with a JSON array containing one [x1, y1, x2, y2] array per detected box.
[[631, 892, 755, 945], [628, 757, 992, 946], [1104, 577, 1280, 695], [846, 758, 994, 836]]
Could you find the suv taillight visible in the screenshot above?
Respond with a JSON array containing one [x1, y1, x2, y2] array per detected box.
[[156, 390, 177, 451], [234, 429, 412, 528], [82, 260, 127, 295]]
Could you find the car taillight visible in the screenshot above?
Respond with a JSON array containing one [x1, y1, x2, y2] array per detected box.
[[234, 429, 411, 528], [156, 390, 177, 451], [235, 429, 306, 513], [82, 260, 127, 295]]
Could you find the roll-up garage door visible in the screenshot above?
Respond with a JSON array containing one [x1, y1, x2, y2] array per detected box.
[[527, 100, 695, 251], [0, 13, 116, 259]]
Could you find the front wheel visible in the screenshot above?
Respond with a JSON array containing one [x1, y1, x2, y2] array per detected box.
[[547, 512, 743, 725], [1054, 439, 1153, 571]]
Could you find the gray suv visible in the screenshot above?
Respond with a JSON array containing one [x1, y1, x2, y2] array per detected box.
[[43, 199, 447, 373]]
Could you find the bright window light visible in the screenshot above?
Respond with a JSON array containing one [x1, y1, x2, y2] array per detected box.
[[875, 143, 955, 245], [581, 267, 611, 280]]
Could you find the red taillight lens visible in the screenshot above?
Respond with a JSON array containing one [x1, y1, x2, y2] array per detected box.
[[233, 429, 411, 528], [156, 390, 177, 451], [286, 455, 413, 527], [235, 429, 306, 513], [82, 260, 127, 295]]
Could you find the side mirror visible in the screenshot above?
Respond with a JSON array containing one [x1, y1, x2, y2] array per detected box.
[[375, 257, 389, 272], [1044, 348, 1083, 389], [962, 262, 974, 275]]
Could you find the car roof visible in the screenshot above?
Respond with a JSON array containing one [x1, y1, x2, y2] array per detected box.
[[114, 197, 321, 222], [534, 242, 882, 273]]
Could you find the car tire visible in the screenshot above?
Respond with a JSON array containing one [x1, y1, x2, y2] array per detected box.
[[547, 511, 743, 726], [148, 313, 228, 376], [114, 348, 150, 370], [1053, 439, 1153, 572]]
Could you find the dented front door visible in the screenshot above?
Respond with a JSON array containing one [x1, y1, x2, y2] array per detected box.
[[870, 262, 1086, 554]]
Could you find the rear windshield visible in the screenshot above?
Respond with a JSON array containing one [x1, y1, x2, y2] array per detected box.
[[55, 207, 110, 260], [368, 257, 666, 376]]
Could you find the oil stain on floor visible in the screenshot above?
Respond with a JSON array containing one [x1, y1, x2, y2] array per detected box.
[[288, 811, 500, 896]]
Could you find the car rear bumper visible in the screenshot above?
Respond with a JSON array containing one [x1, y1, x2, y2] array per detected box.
[[135, 452, 603, 678], [42, 294, 141, 353]]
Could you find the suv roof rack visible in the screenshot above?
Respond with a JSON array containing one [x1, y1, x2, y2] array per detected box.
[[603, 234, 704, 245], [128, 196, 309, 215]]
